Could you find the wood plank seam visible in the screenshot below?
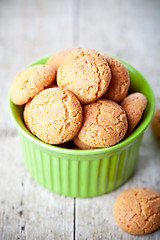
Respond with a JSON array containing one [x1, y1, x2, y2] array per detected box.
[[73, 198, 76, 240]]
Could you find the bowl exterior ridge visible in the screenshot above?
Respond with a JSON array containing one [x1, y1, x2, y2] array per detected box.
[[19, 131, 143, 197]]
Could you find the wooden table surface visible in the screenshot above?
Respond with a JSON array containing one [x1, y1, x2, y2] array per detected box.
[[0, 0, 160, 239]]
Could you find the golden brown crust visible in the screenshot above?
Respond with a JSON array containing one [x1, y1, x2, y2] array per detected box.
[[102, 55, 130, 102], [151, 108, 160, 138], [120, 92, 147, 134], [77, 99, 128, 147], [10, 65, 56, 105], [113, 187, 160, 235], [57, 49, 111, 105], [26, 88, 83, 144], [46, 48, 79, 72]]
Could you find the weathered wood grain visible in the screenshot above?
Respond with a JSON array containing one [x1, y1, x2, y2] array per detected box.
[[0, 0, 160, 239], [0, 136, 74, 240], [0, 0, 75, 239]]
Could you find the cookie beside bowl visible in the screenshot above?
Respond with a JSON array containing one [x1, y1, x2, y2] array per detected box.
[[8, 55, 155, 198]]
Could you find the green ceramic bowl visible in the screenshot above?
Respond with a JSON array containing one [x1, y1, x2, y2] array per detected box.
[[8, 56, 155, 198]]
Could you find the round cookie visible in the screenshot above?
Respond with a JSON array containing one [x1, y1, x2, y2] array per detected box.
[[28, 88, 83, 144], [77, 99, 128, 148], [57, 49, 111, 105], [151, 108, 160, 138], [46, 48, 79, 72], [73, 136, 96, 150], [10, 65, 56, 105], [103, 54, 130, 102], [120, 92, 147, 134], [113, 187, 160, 235]]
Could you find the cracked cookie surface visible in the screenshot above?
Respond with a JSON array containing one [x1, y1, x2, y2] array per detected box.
[[113, 187, 160, 235], [120, 92, 147, 134], [77, 99, 128, 148], [57, 49, 111, 105], [102, 54, 130, 102], [10, 65, 56, 105], [25, 88, 83, 144]]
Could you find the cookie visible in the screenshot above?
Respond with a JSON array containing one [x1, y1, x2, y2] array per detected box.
[[113, 187, 160, 235], [103, 54, 130, 102], [77, 99, 128, 148], [151, 108, 160, 138], [120, 92, 147, 134], [57, 49, 111, 105], [46, 48, 79, 72], [73, 136, 96, 150], [27, 88, 83, 144], [10, 65, 56, 105]]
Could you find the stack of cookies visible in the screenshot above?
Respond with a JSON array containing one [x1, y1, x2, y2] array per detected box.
[[10, 48, 147, 149]]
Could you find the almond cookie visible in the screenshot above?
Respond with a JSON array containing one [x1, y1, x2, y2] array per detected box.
[[57, 49, 111, 105], [73, 136, 96, 150], [46, 48, 79, 72], [10, 65, 56, 105], [120, 92, 147, 134], [77, 99, 128, 148], [151, 107, 160, 138], [27, 88, 83, 144], [113, 187, 160, 235], [103, 54, 130, 102]]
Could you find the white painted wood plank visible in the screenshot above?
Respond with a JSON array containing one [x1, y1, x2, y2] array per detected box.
[[0, 136, 74, 240], [0, 0, 75, 239]]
